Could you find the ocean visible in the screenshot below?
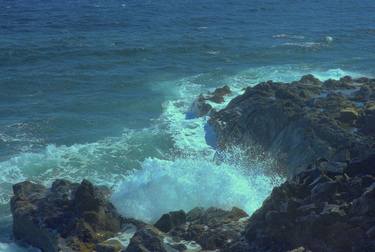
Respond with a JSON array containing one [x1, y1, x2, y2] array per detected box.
[[1, 0, 375, 250]]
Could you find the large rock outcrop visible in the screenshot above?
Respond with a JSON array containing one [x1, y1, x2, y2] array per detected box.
[[210, 75, 375, 176], [11, 179, 124, 252], [225, 154, 375, 252]]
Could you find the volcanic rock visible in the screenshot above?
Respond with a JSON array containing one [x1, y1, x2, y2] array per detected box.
[[227, 155, 375, 252], [210, 75, 375, 176], [11, 179, 124, 252]]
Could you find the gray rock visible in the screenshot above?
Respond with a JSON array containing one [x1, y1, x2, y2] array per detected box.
[[210, 75, 375, 176], [11, 179, 124, 252], [125, 225, 167, 252], [236, 154, 375, 252], [154, 210, 186, 233]]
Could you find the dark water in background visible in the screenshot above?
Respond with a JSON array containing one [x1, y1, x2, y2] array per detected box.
[[0, 0, 375, 249]]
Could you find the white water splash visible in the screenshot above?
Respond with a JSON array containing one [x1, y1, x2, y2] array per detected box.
[[111, 154, 280, 222]]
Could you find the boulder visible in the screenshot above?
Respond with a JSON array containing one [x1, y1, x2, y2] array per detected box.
[[192, 94, 213, 117], [168, 207, 248, 250], [208, 85, 231, 103], [125, 225, 167, 252], [154, 210, 186, 233], [11, 179, 124, 252], [129, 207, 249, 251], [191, 85, 231, 117]]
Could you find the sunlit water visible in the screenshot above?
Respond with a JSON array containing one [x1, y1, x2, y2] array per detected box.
[[1, 0, 375, 250]]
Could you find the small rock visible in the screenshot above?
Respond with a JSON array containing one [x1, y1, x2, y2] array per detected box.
[[154, 210, 186, 233], [299, 74, 321, 86], [208, 85, 231, 103], [125, 225, 166, 252]]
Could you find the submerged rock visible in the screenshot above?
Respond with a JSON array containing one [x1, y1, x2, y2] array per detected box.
[[11, 179, 124, 252], [210, 75, 375, 176]]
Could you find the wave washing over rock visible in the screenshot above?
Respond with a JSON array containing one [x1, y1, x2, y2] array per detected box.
[[6, 73, 374, 252], [111, 155, 279, 222]]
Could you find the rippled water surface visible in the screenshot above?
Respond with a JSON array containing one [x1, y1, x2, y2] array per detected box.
[[1, 0, 375, 249]]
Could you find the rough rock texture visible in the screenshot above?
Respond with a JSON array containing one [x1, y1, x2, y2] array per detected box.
[[126, 207, 248, 251], [210, 75, 375, 176], [154, 210, 186, 233], [11, 179, 124, 252], [226, 154, 375, 252], [192, 85, 231, 116]]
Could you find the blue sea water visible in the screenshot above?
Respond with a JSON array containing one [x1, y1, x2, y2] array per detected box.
[[1, 0, 375, 250]]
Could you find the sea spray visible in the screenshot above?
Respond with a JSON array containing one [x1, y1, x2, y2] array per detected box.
[[111, 149, 283, 222], [0, 66, 361, 229]]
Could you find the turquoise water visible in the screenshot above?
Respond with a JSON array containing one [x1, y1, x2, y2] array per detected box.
[[1, 0, 375, 250]]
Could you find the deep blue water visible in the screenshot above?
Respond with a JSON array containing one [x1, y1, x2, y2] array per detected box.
[[1, 0, 375, 249]]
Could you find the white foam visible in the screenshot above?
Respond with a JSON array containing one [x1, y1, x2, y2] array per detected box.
[[282, 42, 323, 48], [0, 127, 168, 204], [111, 153, 280, 222], [105, 224, 137, 248], [273, 34, 305, 39], [0, 65, 366, 222]]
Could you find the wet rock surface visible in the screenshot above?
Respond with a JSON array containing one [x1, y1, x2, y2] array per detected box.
[[126, 207, 248, 252], [210, 75, 375, 176], [10, 180, 249, 252], [227, 154, 375, 252], [192, 85, 231, 117], [11, 179, 124, 252]]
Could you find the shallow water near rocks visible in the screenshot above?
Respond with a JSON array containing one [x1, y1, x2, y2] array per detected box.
[[1, 0, 375, 250]]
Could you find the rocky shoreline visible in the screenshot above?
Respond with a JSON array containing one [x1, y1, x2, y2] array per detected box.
[[8, 75, 375, 251]]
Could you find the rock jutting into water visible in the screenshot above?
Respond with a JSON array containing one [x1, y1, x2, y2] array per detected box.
[[210, 75, 375, 177], [8, 75, 375, 252], [192, 85, 232, 117], [225, 153, 375, 252]]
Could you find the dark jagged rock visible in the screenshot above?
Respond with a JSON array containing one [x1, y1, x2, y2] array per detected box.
[[227, 155, 375, 252], [154, 210, 186, 233], [10, 178, 248, 252], [11, 179, 124, 252], [126, 207, 248, 251], [210, 75, 375, 176], [125, 225, 167, 252], [192, 94, 213, 117], [165, 207, 248, 250], [192, 85, 231, 116], [208, 85, 231, 103]]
